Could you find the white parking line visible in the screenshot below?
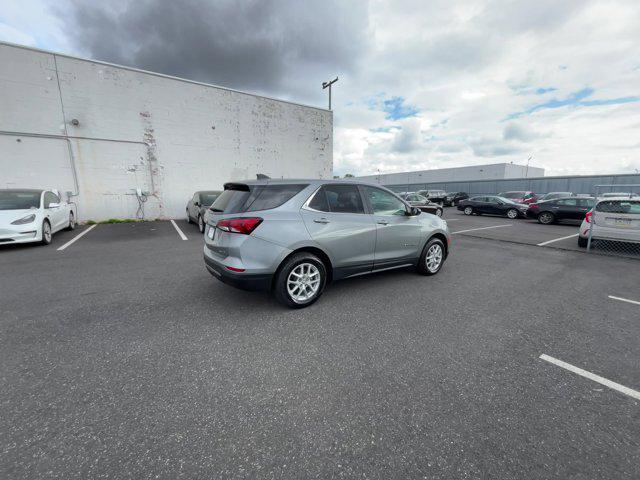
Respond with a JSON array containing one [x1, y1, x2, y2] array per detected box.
[[537, 233, 579, 246], [540, 354, 640, 401], [170, 219, 188, 241], [57, 224, 97, 251], [451, 224, 512, 234], [608, 295, 640, 306]]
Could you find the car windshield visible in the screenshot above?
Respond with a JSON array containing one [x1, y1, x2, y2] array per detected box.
[[0, 191, 40, 210]]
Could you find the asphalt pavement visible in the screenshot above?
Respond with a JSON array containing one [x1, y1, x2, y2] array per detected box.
[[1, 216, 638, 479]]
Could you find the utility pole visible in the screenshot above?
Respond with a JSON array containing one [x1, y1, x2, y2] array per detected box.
[[322, 77, 338, 110]]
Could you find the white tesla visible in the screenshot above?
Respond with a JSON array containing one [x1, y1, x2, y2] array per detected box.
[[0, 189, 76, 246]]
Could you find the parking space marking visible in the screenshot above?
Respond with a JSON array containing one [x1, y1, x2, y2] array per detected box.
[[451, 224, 512, 235], [537, 233, 579, 246], [540, 354, 640, 400], [170, 219, 188, 241], [57, 225, 97, 251], [608, 295, 640, 307]]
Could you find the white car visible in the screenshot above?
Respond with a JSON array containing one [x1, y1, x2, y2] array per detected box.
[[578, 197, 640, 247], [0, 189, 76, 246]]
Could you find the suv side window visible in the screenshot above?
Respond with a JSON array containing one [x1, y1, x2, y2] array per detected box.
[[363, 186, 406, 216], [43, 192, 58, 208], [557, 198, 577, 206], [309, 185, 365, 214], [578, 198, 594, 208]]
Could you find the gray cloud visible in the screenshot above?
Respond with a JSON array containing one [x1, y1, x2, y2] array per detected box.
[[503, 122, 540, 142], [391, 120, 422, 153], [469, 136, 522, 157], [56, 0, 369, 102]]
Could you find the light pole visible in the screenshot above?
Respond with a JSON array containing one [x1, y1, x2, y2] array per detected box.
[[525, 155, 532, 178], [322, 77, 338, 110]]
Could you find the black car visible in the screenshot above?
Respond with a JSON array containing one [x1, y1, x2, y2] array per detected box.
[[457, 195, 528, 219], [401, 193, 444, 217], [418, 189, 447, 205], [186, 190, 222, 232], [444, 191, 469, 206], [526, 197, 595, 224]]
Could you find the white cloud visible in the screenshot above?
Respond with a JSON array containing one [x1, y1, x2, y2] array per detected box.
[[1, 0, 639, 177]]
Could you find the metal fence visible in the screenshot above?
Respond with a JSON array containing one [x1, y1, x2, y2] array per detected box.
[[585, 184, 640, 259], [386, 173, 640, 197]]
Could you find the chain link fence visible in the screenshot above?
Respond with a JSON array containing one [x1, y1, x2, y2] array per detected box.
[[584, 184, 640, 258]]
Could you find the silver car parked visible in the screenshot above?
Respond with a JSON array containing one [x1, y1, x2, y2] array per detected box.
[[203, 179, 451, 308]]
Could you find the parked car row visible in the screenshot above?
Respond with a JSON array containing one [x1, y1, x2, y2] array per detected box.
[[455, 192, 640, 249]]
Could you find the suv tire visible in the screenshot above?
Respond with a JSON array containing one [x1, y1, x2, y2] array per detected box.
[[274, 252, 327, 308], [578, 236, 588, 248], [417, 237, 445, 276]]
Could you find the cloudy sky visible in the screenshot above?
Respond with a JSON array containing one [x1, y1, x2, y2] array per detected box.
[[1, 0, 639, 177]]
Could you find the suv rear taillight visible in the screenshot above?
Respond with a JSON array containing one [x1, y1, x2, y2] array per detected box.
[[585, 210, 593, 223], [217, 217, 263, 234]]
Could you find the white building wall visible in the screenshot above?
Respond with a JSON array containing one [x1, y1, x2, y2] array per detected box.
[[357, 163, 545, 185], [0, 43, 333, 221]]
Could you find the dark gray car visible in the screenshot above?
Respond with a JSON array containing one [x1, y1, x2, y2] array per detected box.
[[203, 179, 451, 308], [187, 191, 222, 233]]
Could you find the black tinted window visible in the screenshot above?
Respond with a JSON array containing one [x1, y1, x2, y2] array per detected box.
[[245, 184, 307, 212], [557, 198, 577, 206], [311, 185, 365, 214], [309, 188, 330, 212], [210, 184, 306, 213]]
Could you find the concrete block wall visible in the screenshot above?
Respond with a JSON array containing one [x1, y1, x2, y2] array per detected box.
[[0, 42, 333, 221]]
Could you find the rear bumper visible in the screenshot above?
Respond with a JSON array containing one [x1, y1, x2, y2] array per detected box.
[[204, 255, 272, 291]]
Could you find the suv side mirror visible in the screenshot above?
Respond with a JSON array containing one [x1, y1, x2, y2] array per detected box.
[[409, 206, 421, 216]]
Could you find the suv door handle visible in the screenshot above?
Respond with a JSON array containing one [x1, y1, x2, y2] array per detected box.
[[313, 218, 330, 224], [377, 220, 389, 225]]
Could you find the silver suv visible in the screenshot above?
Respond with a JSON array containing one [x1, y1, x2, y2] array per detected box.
[[203, 179, 451, 308]]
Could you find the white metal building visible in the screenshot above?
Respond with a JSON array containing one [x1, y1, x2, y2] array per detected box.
[[356, 163, 545, 186], [0, 42, 333, 221]]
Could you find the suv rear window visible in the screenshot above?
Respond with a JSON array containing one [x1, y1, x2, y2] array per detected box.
[[596, 200, 640, 214], [211, 184, 307, 213]]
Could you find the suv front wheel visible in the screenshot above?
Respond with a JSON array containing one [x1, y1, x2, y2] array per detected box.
[[274, 252, 327, 308], [417, 237, 445, 275]]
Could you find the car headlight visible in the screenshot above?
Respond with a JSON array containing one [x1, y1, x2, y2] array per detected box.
[[11, 214, 36, 225]]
